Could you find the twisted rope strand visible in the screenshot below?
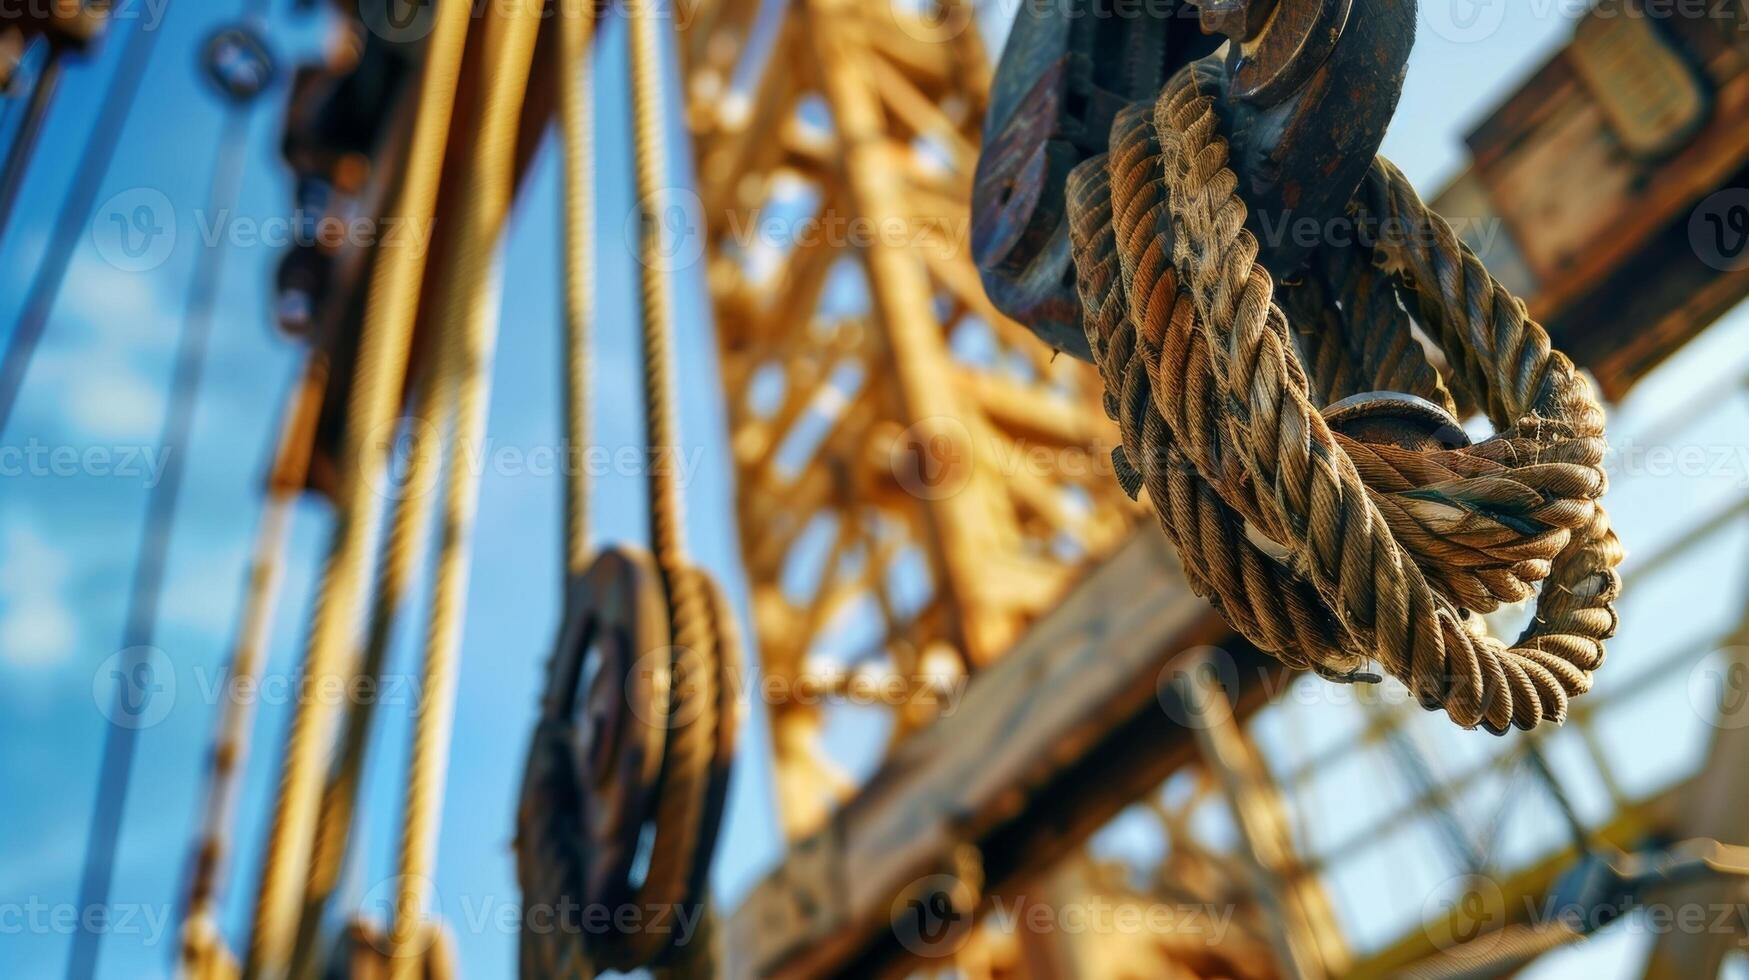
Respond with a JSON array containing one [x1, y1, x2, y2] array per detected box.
[[389, 2, 544, 975], [1068, 153, 1354, 674], [1061, 66, 1622, 733], [620, 0, 720, 965], [559, 0, 596, 580], [244, 3, 473, 970], [1147, 74, 1620, 731]]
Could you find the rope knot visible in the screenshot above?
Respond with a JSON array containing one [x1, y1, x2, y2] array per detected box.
[[1065, 70, 1623, 733]]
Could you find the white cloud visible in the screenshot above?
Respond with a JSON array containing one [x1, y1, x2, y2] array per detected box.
[[0, 600, 75, 664], [0, 519, 79, 667], [60, 250, 180, 349], [60, 354, 168, 442], [19, 338, 169, 443]]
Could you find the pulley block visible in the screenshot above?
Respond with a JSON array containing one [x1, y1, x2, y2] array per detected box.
[[516, 546, 741, 975]]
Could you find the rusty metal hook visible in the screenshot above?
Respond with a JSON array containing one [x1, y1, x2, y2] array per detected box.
[[973, 0, 1418, 360]]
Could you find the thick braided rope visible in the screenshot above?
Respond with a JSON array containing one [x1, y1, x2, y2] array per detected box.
[[389, 2, 544, 974], [244, 1, 472, 970], [1104, 96, 1588, 618], [558, 0, 595, 580], [1144, 71, 1620, 731], [1062, 70, 1622, 731], [619, 0, 721, 966], [1348, 157, 1624, 692], [291, 370, 446, 974], [1070, 137, 1358, 674], [1282, 242, 1456, 417]]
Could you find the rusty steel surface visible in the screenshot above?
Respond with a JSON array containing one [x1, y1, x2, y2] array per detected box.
[[974, 0, 1417, 358], [972, 0, 1217, 358]]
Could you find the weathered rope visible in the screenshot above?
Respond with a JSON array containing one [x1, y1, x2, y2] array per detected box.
[[389, 1, 544, 975], [514, 0, 736, 975], [619, 0, 721, 966], [1067, 69, 1623, 732], [244, 1, 473, 970], [291, 365, 445, 976], [558, 0, 596, 581]]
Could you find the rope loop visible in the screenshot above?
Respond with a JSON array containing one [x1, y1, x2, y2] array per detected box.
[[1068, 67, 1624, 732]]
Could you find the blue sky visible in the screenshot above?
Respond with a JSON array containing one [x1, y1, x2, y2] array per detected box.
[[2, 1, 1747, 977]]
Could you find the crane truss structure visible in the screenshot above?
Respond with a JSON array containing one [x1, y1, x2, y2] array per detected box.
[[672, 0, 1138, 840], [665, 1, 1749, 978]]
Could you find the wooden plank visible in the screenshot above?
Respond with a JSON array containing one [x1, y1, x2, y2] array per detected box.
[[725, 529, 1281, 978], [1446, 6, 1749, 399]]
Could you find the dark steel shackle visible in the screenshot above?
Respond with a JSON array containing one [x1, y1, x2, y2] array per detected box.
[[972, 0, 1418, 361]]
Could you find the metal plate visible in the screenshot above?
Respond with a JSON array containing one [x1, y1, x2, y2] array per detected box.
[[1571, 7, 1708, 159]]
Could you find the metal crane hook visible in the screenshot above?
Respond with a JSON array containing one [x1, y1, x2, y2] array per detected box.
[[973, 0, 1418, 360]]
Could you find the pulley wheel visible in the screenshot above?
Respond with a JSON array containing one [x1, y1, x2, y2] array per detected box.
[[516, 546, 672, 969]]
